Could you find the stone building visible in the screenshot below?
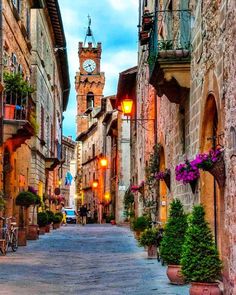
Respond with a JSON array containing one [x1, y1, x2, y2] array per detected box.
[[30, 0, 70, 203], [61, 136, 76, 207], [0, 0, 70, 222], [0, 0, 38, 218], [120, 0, 236, 293]]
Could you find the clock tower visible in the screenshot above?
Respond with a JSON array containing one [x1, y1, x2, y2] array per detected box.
[[75, 19, 105, 136]]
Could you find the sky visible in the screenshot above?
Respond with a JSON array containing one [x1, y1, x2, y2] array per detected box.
[[58, 0, 139, 139]]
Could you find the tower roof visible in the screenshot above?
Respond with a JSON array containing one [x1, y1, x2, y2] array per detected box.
[[84, 15, 96, 47]]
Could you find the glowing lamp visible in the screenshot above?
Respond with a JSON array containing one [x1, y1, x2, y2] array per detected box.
[[92, 181, 98, 189], [58, 179, 62, 186], [100, 157, 108, 168], [121, 98, 133, 116], [104, 192, 110, 201]]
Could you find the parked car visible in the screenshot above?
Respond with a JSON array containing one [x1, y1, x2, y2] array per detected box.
[[65, 208, 77, 224]]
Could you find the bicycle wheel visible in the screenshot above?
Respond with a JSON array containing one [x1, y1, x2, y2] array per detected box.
[[11, 232, 18, 252]]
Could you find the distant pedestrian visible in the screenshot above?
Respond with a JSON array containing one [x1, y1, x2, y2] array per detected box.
[[80, 204, 87, 225], [61, 203, 67, 225]]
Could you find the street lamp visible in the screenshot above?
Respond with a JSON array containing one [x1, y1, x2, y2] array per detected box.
[[92, 180, 98, 189], [121, 97, 133, 116], [104, 192, 110, 202], [99, 157, 108, 168]]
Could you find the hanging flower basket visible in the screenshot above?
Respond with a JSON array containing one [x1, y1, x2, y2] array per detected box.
[[189, 179, 198, 194], [131, 181, 145, 194], [194, 148, 225, 189], [155, 169, 171, 190], [205, 155, 226, 188]]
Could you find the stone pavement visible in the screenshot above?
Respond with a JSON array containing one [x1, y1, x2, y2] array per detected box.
[[0, 224, 189, 295]]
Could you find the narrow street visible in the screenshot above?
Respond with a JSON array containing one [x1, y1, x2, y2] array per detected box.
[[0, 225, 189, 295]]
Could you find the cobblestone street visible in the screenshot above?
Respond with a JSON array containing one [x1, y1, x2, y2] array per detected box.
[[0, 225, 189, 295]]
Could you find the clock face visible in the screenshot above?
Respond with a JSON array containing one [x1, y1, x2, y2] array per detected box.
[[82, 59, 96, 73]]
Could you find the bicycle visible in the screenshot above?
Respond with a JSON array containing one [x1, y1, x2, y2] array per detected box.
[[0, 217, 18, 255]]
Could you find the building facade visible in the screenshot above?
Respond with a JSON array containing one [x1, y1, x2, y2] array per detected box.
[[121, 0, 236, 293], [0, 0, 70, 225], [61, 136, 76, 207]]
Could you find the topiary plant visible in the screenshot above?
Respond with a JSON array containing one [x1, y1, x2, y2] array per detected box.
[[37, 212, 48, 227], [132, 215, 151, 232], [46, 210, 54, 224], [16, 191, 36, 207], [160, 199, 188, 265], [139, 228, 160, 247], [53, 214, 62, 224], [180, 204, 222, 283]]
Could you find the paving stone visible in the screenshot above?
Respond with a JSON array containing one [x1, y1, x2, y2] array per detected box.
[[0, 225, 189, 295]]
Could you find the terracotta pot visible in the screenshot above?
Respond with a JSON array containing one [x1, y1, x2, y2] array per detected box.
[[110, 220, 116, 225], [0, 239, 7, 255], [147, 245, 157, 259], [4, 104, 15, 119], [134, 230, 142, 240], [27, 224, 39, 240], [45, 224, 51, 233], [18, 228, 27, 246], [53, 223, 60, 230], [166, 265, 185, 285], [39, 226, 46, 235], [190, 282, 221, 295]]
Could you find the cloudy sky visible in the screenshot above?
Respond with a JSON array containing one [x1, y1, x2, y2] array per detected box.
[[58, 0, 139, 139]]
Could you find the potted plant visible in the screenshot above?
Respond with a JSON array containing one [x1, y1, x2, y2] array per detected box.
[[16, 191, 38, 246], [181, 204, 222, 294], [142, 11, 153, 30], [37, 212, 48, 235], [155, 169, 171, 190], [53, 212, 63, 229], [132, 215, 150, 240], [27, 186, 41, 240], [3, 72, 34, 120], [160, 199, 188, 285], [139, 228, 160, 258], [175, 159, 200, 193], [45, 210, 54, 232], [139, 31, 150, 45], [158, 40, 174, 58]]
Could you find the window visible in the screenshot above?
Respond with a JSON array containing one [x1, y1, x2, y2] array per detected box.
[[86, 92, 94, 109], [41, 105, 44, 141], [26, 8, 30, 37], [92, 144, 95, 158], [12, 0, 21, 13]]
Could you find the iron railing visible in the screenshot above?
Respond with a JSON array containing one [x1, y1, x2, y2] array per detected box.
[[149, 9, 191, 76], [3, 92, 32, 121]]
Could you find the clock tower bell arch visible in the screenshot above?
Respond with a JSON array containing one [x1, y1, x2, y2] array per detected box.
[[75, 23, 105, 136]]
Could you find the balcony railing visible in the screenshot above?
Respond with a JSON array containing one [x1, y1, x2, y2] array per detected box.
[[148, 9, 191, 76], [3, 92, 32, 121]]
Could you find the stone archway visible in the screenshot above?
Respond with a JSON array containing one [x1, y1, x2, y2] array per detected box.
[[200, 94, 224, 253], [159, 146, 168, 223]]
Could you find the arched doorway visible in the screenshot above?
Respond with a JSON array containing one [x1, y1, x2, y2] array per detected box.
[[200, 94, 223, 252], [159, 146, 167, 223]]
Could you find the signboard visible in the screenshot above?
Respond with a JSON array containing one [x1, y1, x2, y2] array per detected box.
[[119, 185, 126, 191]]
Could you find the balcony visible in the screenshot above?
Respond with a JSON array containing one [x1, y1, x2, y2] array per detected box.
[[148, 10, 191, 103], [3, 92, 36, 151]]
